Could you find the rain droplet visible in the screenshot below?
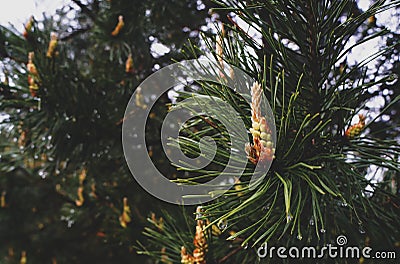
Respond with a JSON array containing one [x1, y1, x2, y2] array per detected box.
[[242, 242, 248, 250], [286, 214, 293, 222], [217, 219, 228, 231], [358, 222, 365, 234], [195, 206, 204, 219], [386, 73, 398, 85], [66, 134, 71, 139], [297, 234, 303, 240], [320, 228, 326, 233], [67, 220, 74, 228], [262, 203, 271, 211], [309, 218, 315, 226]]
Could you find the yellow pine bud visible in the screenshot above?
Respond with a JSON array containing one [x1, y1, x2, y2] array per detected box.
[[27, 52, 38, 75], [180, 246, 194, 264], [161, 247, 172, 264], [111, 15, 125, 36], [119, 197, 131, 228], [79, 168, 87, 185], [345, 114, 366, 139], [125, 54, 134, 73], [75, 186, 84, 207], [46, 32, 58, 58], [20, 251, 27, 264], [368, 15, 376, 25], [90, 183, 97, 198], [251, 82, 262, 123], [151, 213, 164, 230], [23, 16, 34, 38], [1, 191, 6, 208]]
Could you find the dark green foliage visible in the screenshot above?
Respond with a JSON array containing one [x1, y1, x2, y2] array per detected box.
[[139, 1, 400, 263], [0, 0, 214, 263]]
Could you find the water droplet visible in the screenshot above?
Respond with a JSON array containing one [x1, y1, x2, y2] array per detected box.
[[66, 134, 71, 139], [358, 222, 365, 234], [286, 214, 293, 222], [320, 228, 326, 233], [309, 218, 315, 226], [38, 169, 48, 179], [195, 206, 204, 219], [297, 234, 303, 240], [217, 219, 228, 231], [242, 242, 248, 250], [67, 220, 74, 228], [262, 203, 271, 211], [386, 73, 398, 85]]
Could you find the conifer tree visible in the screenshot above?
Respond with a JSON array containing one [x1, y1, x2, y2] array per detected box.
[[0, 0, 399, 264], [0, 0, 213, 263]]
